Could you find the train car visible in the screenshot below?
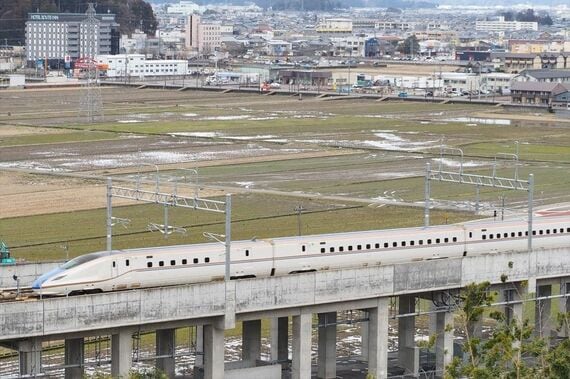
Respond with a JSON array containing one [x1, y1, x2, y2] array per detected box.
[[32, 215, 570, 296]]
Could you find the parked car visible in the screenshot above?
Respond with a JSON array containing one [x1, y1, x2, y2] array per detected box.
[[398, 92, 408, 98]]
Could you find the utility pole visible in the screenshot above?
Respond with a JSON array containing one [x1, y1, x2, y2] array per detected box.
[[78, 3, 103, 122], [295, 205, 305, 236]]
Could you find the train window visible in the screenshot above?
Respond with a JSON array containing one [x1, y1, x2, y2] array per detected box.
[[401, 241, 406, 247], [159, 261, 164, 267], [427, 239, 432, 244], [469, 232, 472, 238], [444, 238, 449, 243], [146, 255, 153, 259], [525, 231, 529, 236], [561, 228, 564, 233], [436, 238, 440, 244], [553, 229, 557, 234], [496, 234, 501, 239], [193, 258, 198, 264], [567, 228, 570, 232], [147, 262, 152, 268], [375, 243, 380, 248], [246, 249, 250, 256], [301, 246, 306, 252], [357, 245, 362, 250], [539, 230, 543, 235], [393, 242, 397, 247], [366, 244, 371, 249], [339, 246, 344, 252], [511, 232, 515, 237], [205, 257, 210, 263], [518, 232, 522, 237], [330, 247, 335, 253], [453, 237, 457, 242], [482, 235, 486, 240], [410, 241, 415, 246], [112, 261, 116, 268], [170, 260, 175, 266], [489, 235, 494, 239], [419, 240, 424, 245], [182, 259, 187, 265], [384, 243, 389, 248], [348, 246, 353, 251], [546, 229, 550, 235], [321, 248, 325, 253], [126, 259, 130, 267], [504, 233, 508, 238], [320, 241, 326, 245]]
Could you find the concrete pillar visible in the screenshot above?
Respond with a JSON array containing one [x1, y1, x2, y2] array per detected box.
[[292, 312, 312, 379], [111, 329, 132, 378], [196, 325, 204, 366], [194, 325, 205, 379], [466, 317, 483, 341], [360, 314, 369, 360], [317, 312, 337, 379], [367, 298, 389, 379], [156, 329, 176, 378], [560, 281, 570, 338], [242, 319, 261, 366], [64, 337, 84, 379], [398, 295, 419, 376], [203, 323, 224, 379], [504, 284, 524, 326], [18, 338, 42, 377], [535, 284, 552, 339], [270, 317, 288, 363], [435, 310, 454, 378]]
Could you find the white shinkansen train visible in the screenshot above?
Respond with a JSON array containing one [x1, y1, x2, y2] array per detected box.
[[32, 215, 570, 296]]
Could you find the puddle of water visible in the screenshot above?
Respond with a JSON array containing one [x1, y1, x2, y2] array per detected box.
[[444, 117, 511, 125], [432, 157, 487, 168]]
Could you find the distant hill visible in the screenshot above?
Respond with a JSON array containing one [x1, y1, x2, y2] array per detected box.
[[0, 0, 157, 45]]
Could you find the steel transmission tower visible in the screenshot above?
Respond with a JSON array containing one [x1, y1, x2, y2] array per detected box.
[[78, 3, 103, 122]]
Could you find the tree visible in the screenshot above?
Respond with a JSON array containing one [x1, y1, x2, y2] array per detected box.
[[445, 279, 570, 379], [398, 35, 420, 56]]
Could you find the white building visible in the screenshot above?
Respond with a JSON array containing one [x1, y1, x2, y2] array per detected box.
[[167, 1, 202, 15], [96, 54, 187, 78], [266, 40, 292, 56], [475, 17, 538, 32], [316, 18, 352, 34], [481, 72, 514, 92], [120, 31, 148, 54], [331, 36, 367, 57]]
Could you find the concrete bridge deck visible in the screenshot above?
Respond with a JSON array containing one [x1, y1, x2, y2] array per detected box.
[[1, 247, 569, 378]]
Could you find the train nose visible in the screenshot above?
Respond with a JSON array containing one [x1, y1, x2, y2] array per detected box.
[[32, 267, 64, 290]]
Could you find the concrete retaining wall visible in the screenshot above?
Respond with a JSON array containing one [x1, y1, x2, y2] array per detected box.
[[0, 262, 61, 289]]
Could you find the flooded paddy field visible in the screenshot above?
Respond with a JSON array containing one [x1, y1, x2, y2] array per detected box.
[[2, 86, 570, 261]]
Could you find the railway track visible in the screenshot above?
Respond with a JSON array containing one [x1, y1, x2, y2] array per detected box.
[[0, 287, 37, 302]]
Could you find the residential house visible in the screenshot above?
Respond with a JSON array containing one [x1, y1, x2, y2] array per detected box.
[[510, 81, 570, 105]]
